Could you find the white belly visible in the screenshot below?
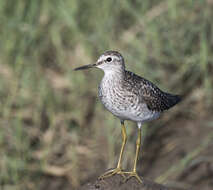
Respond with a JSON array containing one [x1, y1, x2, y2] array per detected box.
[[98, 80, 160, 122]]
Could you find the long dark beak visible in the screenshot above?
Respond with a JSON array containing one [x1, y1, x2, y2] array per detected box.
[[74, 63, 96, 71]]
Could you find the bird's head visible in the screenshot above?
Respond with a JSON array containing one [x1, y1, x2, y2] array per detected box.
[[74, 51, 125, 73]]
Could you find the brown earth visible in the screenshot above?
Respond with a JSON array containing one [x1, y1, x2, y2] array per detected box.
[[78, 175, 184, 190]]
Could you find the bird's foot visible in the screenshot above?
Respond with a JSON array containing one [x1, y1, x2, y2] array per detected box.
[[99, 167, 126, 180], [123, 171, 143, 183]]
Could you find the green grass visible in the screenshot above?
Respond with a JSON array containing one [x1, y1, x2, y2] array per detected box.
[[0, 0, 213, 189]]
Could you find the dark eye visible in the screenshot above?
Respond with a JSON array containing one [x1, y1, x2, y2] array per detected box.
[[106, 57, 112, 62]]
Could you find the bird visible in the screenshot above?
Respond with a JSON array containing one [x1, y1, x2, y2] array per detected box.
[[74, 50, 181, 183]]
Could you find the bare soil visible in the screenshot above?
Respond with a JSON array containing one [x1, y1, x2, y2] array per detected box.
[[78, 175, 184, 190]]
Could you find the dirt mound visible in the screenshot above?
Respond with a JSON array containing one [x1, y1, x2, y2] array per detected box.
[[79, 175, 185, 190]]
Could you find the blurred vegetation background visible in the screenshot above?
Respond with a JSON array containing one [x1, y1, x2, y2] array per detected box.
[[0, 0, 213, 190]]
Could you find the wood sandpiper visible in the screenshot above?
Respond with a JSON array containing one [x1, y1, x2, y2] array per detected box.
[[74, 50, 181, 183]]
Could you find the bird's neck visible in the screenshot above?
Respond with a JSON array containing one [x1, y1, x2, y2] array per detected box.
[[103, 69, 125, 81]]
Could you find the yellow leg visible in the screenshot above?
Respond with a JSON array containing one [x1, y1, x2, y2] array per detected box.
[[133, 127, 141, 173], [117, 122, 127, 169], [124, 127, 142, 183], [99, 121, 127, 179]]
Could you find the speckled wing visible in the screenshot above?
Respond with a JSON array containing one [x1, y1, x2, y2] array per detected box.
[[124, 71, 181, 112]]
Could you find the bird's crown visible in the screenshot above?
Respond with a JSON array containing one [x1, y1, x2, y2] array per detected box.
[[95, 50, 125, 71]]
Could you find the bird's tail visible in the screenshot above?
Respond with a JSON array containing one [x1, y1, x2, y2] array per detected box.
[[164, 93, 182, 110]]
